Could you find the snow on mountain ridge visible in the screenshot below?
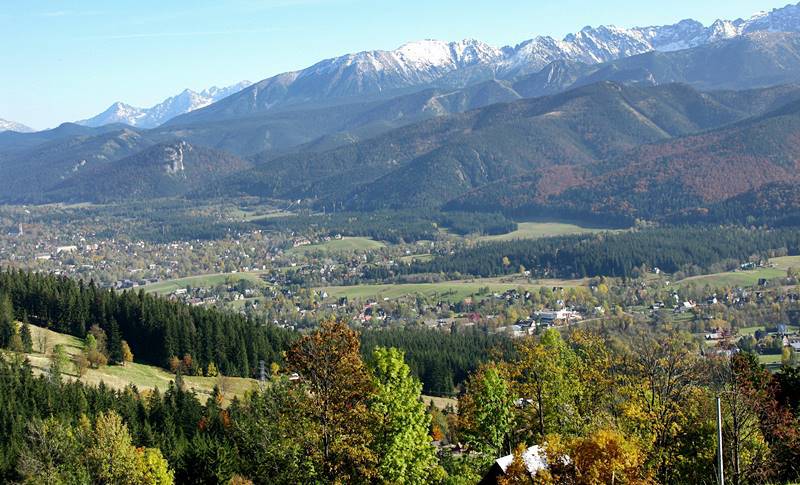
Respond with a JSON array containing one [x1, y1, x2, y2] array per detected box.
[[0, 118, 35, 133], [78, 81, 253, 129], [89, 2, 800, 127]]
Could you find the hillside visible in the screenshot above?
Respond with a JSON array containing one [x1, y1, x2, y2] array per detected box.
[[15, 322, 257, 404], [574, 32, 800, 91], [46, 141, 252, 202], [0, 127, 156, 201], [541, 99, 800, 220], [217, 82, 800, 215]]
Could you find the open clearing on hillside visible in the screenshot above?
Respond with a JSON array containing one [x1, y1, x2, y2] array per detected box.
[[13, 324, 457, 410], [319, 276, 588, 302], [679, 255, 800, 288], [18, 324, 257, 403], [287, 237, 385, 255], [144, 271, 270, 295], [479, 221, 615, 241]]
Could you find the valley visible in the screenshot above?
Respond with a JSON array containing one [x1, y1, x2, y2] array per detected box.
[[5, 2, 800, 483]]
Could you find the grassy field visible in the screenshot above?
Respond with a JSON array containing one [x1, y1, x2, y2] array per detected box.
[[758, 353, 783, 366], [320, 276, 588, 302], [399, 253, 434, 263], [479, 221, 614, 241], [231, 207, 295, 222], [144, 271, 269, 295], [287, 237, 386, 256], [679, 268, 786, 288], [14, 324, 457, 410], [739, 326, 766, 336], [422, 395, 458, 411], [19, 324, 258, 403], [679, 255, 800, 288]]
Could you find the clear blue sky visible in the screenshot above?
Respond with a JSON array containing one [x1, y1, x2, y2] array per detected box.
[[1, 0, 792, 129]]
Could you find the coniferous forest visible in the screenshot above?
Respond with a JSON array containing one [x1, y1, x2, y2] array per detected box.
[[401, 226, 800, 279]]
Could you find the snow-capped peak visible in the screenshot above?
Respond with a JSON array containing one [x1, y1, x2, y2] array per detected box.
[[0, 118, 35, 133], [76, 2, 800, 126], [78, 81, 252, 129]]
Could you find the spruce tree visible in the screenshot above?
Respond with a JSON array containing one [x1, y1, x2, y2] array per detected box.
[[0, 295, 14, 349], [108, 319, 123, 364], [20, 321, 33, 353]]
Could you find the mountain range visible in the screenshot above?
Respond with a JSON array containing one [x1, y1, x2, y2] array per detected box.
[[77, 82, 252, 129], [5, 3, 800, 226], [170, 2, 800, 126], [0, 119, 34, 133]]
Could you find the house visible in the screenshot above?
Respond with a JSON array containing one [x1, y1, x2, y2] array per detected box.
[[535, 309, 581, 324], [480, 446, 550, 485]]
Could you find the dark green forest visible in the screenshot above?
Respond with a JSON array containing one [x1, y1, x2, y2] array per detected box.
[[398, 226, 800, 279]]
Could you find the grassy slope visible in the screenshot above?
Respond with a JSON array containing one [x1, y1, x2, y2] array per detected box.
[[287, 237, 386, 256], [18, 323, 257, 403], [144, 271, 270, 295], [14, 324, 453, 409], [679, 256, 800, 288], [320, 276, 588, 302], [479, 222, 611, 241]]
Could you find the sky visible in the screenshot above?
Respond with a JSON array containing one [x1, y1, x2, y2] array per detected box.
[[1, 0, 793, 129]]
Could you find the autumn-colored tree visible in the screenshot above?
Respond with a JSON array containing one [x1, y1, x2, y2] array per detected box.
[[229, 475, 254, 485], [459, 362, 514, 454], [287, 320, 377, 482], [544, 428, 651, 485], [182, 354, 195, 375], [121, 340, 134, 365], [206, 362, 219, 377], [88, 325, 108, 355], [369, 347, 443, 483], [498, 443, 534, 485], [73, 352, 90, 377], [84, 411, 142, 484], [84, 333, 108, 368], [168, 355, 181, 374], [8, 331, 24, 353], [621, 335, 703, 479], [18, 418, 89, 483], [511, 329, 577, 441], [712, 353, 787, 485], [135, 447, 174, 485], [570, 330, 617, 429]]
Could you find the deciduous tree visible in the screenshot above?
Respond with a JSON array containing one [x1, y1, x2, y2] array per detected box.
[[369, 347, 442, 483], [287, 320, 377, 482], [459, 362, 514, 454]]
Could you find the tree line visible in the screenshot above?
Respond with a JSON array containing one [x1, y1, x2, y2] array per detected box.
[[400, 226, 800, 279], [255, 210, 517, 244], [361, 327, 514, 396], [0, 269, 513, 394], [0, 268, 294, 378]]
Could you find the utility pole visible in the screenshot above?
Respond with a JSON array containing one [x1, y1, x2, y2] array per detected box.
[[716, 396, 725, 485]]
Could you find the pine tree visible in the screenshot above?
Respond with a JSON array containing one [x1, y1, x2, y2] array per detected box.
[[20, 321, 33, 353], [108, 319, 123, 364], [0, 294, 15, 349]]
